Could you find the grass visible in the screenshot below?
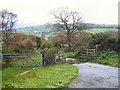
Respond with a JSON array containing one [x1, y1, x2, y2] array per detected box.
[[91, 51, 119, 67], [76, 50, 119, 67], [0, 70, 1, 89], [64, 52, 76, 58], [2, 64, 78, 89], [85, 28, 117, 34]]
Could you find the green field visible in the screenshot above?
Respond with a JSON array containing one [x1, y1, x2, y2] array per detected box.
[[85, 28, 117, 34], [2, 64, 78, 88]]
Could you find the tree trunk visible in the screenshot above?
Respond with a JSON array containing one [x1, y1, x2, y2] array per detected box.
[[67, 31, 72, 51]]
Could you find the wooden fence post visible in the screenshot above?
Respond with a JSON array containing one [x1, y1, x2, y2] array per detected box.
[[95, 44, 102, 52], [87, 49, 88, 56], [41, 50, 46, 66]]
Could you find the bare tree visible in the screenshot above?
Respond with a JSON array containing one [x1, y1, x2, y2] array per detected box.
[[51, 7, 84, 49], [0, 9, 17, 47]]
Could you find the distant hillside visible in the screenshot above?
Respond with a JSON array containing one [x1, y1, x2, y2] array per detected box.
[[16, 24, 55, 36], [15, 23, 118, 36], [14, 22, 39, 28], [82, 23, 118, 28]]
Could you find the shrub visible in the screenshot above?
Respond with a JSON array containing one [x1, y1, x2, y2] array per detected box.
[[87, 33, 118, 51], [2, 44, 15, 54], [36, 37, 41, 49], [9, 39, 35, 53], [65, 52, 76, 58], [72, 32, 91, 44], [22, 39, 34, 52], [43, 48, 58, 65], [41, 41, 53, 49], [51, 32, 91, 52], [104, 31, 118, 38], [52, 32, 67, 47], [35, 36, 46, 49], [11, 40, 24, 53], [2, 33, 36, 54]]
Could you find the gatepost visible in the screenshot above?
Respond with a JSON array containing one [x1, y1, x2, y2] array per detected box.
[[41, 49, 46, 66]]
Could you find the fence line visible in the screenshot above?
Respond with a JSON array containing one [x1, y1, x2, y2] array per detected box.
[[84, 49, 96, 57]]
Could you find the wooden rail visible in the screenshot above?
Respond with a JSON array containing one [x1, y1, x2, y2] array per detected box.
[[0, 54, 27, 61], [84, 49, 96, 57]]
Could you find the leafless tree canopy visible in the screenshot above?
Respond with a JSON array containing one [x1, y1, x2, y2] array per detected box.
[[0, 10, 17, 31], [51, 7, 84, 49], [0, 9, 17, 42], [51, 7, 83, 34]]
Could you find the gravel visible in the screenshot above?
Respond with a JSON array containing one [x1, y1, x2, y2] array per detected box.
[[68, 62, 119, 88]]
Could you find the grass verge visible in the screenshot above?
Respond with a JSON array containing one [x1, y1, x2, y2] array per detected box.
[[91, 51, 119, 67], [2, 64, 78, 89]]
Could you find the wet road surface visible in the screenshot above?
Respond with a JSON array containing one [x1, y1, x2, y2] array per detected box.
[[68, 63, 118, 88]]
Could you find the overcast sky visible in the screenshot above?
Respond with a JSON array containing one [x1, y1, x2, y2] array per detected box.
[[0, 0, 119, 25]]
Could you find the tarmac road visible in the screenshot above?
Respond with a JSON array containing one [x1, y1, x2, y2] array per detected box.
[[68, 63, 119, 88]]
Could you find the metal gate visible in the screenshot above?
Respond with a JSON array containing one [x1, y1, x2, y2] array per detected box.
[[0, 53, 42, 67]]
